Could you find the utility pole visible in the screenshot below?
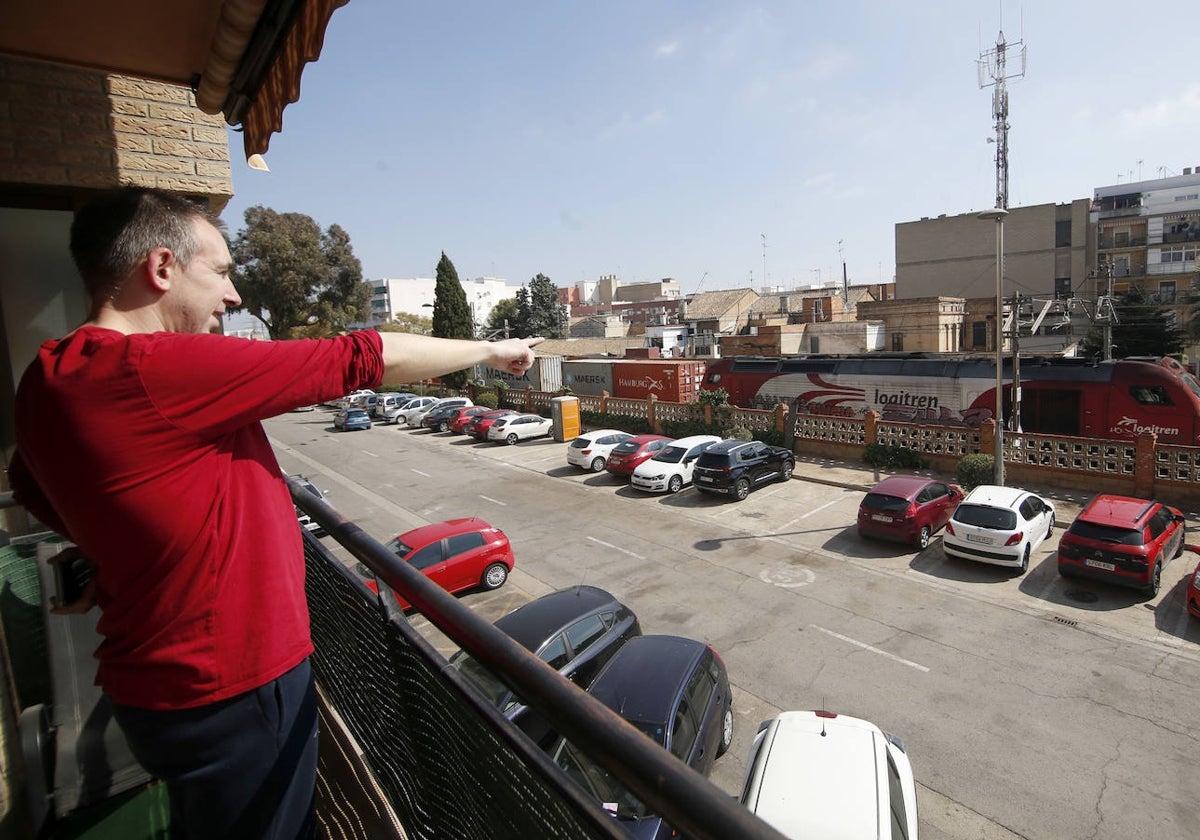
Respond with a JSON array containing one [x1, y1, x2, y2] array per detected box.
[[838, 239, 848, 305], [1100, 261, 1115, 361], [1010, 292, 1022, 432]]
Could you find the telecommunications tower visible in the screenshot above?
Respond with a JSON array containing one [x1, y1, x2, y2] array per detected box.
[[977, 30, 1025, 209]]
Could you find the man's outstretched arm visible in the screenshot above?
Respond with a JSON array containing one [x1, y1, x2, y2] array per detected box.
[[378, 333, 543, 384]]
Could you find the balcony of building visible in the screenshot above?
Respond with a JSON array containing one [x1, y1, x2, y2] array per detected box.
[[0, 484, 787, 840]]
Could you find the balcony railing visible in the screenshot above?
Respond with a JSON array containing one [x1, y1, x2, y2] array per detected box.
[[1097, 236, 1147, 249], [291, 478, 789, 840]]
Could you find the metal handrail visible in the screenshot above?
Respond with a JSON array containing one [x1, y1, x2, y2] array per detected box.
[[287, 477, 789, 840]]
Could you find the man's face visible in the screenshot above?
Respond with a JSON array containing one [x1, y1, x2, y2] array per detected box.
[[169, 219, 240, 334]]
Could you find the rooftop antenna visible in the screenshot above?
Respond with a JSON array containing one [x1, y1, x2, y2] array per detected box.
[[837, 239, 848, 305], [761, 233, 768, 289], [977, 25, 1025, 209]]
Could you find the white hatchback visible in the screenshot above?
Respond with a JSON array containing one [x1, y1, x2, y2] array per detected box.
[[740, 710, 919, 840], [488, 413, 553, 445], [566, 429, 633, 472], [943, 484, 1055, 573], [390, 396, 437, 425], [630, 435, 722, 494]]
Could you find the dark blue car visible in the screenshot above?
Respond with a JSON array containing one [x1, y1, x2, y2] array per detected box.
[[552, 635, 733, 839]]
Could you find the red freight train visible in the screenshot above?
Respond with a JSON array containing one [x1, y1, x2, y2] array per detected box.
[[703, 354, 1200, 445]]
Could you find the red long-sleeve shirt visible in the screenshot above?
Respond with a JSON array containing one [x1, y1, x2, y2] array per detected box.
[[11, 327, 384, 709]]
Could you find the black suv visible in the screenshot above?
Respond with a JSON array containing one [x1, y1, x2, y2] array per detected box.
[[692, 439, 794, 501]]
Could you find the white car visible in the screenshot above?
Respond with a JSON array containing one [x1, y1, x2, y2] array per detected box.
[[566, 429, 633, 472], [630, 435, 723, 494], [374, 392, 417, 419], [943, 484, 1055, 573], [740, 710, 919, 840], [336, 389, 376, 410], [488, 413, 553, 445], [390, 396, 437, 425]]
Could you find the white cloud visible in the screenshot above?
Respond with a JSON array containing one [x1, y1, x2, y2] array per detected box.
[[656, 41, 680, 58], [1118, 85, 1200, 131]]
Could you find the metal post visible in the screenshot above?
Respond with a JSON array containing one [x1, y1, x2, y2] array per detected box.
[[978, 208, 1009, 485]]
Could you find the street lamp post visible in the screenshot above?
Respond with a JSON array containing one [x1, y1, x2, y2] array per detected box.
[[978, 207, 1009, 485]]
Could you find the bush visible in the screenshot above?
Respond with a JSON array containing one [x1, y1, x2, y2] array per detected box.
[[474, 391, 499, 409], [696, 388, 729, 407], [726, 425, 753, 441], [862, 443, 928, 470], [957, 453, 994, 490]]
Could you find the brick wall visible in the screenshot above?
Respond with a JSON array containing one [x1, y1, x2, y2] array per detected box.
[[0, 55, 232, 204]]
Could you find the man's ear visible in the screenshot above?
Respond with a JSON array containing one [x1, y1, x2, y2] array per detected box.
[[145, 247, 175, 291]]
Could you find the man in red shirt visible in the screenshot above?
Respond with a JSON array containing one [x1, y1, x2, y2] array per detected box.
[[10, 187, 540, 839]]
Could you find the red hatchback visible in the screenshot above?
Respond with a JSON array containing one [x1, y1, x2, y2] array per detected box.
[[857, 476, 964, 549], [465, 409, 517, 441], [362, 517, 515, 610], [604, 434, 672, 478], [1057, 494, 1185, 597], [448, 405, 492, 434], [1185, 547, 1200, 620]]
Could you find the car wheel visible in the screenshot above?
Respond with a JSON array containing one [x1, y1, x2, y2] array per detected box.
[[395, 417, 406, 426], [779, 461, 794, 482], [589, 456, 606, 472], [506, 433, 518, 445], [732, 478, 751, 501], [916, 526, 931, 549], [717, 706, 734, 756], [667, 475, 684, 494], [482, 563, 509, 590], [1146, 560, 1162, 598], [1058, 563, 1077, 580], [1018, 544, 1030, 574], [439, 420, 449, 432]]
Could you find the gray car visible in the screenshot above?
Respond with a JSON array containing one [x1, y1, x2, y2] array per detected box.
[[449, 585, 641, 748]]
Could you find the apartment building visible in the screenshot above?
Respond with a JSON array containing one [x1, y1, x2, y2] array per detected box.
[[1091, 169, 1200, 321]]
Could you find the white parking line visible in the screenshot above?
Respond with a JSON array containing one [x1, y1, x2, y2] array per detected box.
[[799, 498, 842, 519], [411, 469, 431, 477], [361, 450, 378, 458], [809, 625, 930, 673], [587, 536, 645, 561], [478, 495, 507, 506]]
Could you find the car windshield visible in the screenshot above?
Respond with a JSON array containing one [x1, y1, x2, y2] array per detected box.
[[554, 740, 652, 820], [384, 537, 414, 559], [1068, 521, 1145, 545], [954, 503, 1017, 530], [652, 445, 687, 464], [862, 492, 910, 512], [448, 650, 514, 709]]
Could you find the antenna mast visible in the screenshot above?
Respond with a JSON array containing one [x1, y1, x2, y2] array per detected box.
[[977, 30, 1025, 209]]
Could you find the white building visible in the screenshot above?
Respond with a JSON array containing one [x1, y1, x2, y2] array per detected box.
[[369, 276, 521, 334]]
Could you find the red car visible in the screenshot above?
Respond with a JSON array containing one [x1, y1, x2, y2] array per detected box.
[[1186, 548, 1200, 619], [448, 405, 492, 434], [857, 476, 964, 549], [465, 409, 518, 441], [604, 434, 672, 479], [361, 518, 514, 610], [1057, 494, 1185, 597]]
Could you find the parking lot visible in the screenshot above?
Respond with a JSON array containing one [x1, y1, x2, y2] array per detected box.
[[268, 408, 1200, 840]]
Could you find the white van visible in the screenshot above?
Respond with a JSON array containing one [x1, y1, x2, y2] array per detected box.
[[740, 710, 919, 840]]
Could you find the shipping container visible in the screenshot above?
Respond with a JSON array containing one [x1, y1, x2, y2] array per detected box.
[[480, 355, 564, 392], [611, 360, 708, 403], [562, 360, 615, 396]]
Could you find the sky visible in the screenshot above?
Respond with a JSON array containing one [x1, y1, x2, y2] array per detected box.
[[218, 1, 1200, 298]]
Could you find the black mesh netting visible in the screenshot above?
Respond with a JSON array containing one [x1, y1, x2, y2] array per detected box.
[[303, 534, 622, 840]]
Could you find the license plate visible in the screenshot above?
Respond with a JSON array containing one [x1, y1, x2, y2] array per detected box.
[[871, 514, 892, 523], [965, 534, 992, 544], [697, 476, 714, 483], [1085, 558, 1116, 571]]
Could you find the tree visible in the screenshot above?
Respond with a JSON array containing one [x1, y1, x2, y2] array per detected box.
[[379, 313, 432, 335], [524, 273, 567, 338], [484, 298, 518, 338], [230, 207, 370, 339], [432, 252, 474, 388], [512, 286, 531, 338], [1080, 284, 1186, 359]]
